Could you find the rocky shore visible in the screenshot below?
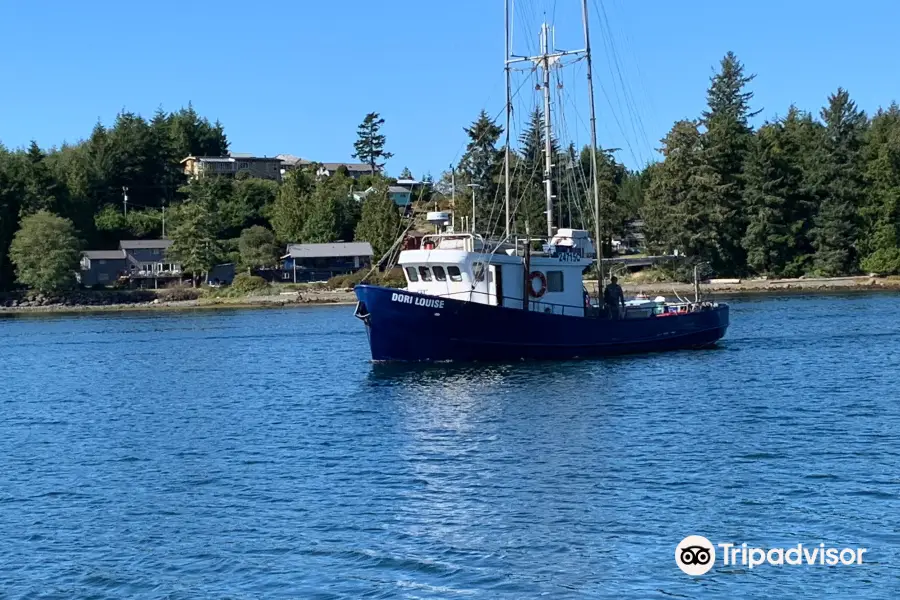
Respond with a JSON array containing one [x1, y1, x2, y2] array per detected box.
[[2, 276, 898, 316], [614, 276, 900, 296], [0, 288, 358, 315]]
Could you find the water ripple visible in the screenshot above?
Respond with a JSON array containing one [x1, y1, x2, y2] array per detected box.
[[0, 297, 899, 597]]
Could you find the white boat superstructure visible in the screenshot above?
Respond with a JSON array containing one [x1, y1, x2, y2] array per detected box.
[[399, 229, 595, 317]]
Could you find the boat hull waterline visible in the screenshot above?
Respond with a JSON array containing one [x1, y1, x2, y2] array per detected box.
[[354, 285, 729, 362]]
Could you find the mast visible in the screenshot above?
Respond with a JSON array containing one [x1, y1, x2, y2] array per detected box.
[[504, 0, 512, 238], [581, 0, 604, 294], [507, 13, 588, 239], [540, 23, 554, 238]]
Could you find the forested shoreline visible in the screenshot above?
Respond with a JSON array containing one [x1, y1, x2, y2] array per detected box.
[[450, 52, 900, 279], [0, 109, 402, 292], [2, 50, 900, 294]]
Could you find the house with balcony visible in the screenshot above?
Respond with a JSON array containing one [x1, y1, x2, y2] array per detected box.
[[181, 153, 283, 181], [78, 240, 182, 288]]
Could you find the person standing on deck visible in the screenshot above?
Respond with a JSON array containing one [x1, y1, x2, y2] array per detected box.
[[604, 276, 626, 319]]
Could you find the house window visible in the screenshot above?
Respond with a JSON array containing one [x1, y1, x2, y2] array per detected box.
[[472, 262, 485, 282], [282, 272, 291, 280], [98, 259, 106, 265], [448, 266, 462, 282], [152, 249, 160, 256], [238, 161, 250, 170], [98, 273, 109, 282], [433, 266, 447, 281], [406, 266, 419, 282], [418, 266, 433, 282], [547, 270, 564, 292]]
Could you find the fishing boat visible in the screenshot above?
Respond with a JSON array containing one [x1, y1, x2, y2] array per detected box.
[[353, 1, 729, 362]]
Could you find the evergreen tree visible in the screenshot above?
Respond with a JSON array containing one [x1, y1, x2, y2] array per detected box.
[[859, 103, 900, 274], [169, 200, 221, 286], [0, 146, 23, 289], [742, 122, 799, 275], [701, 52, 758, 275], [811, 88, 868, 275], [270, 168, 315, 243], [238, 225, 278, 273], [9, 211, 82, 293], [355, 184, 400, 259], [578, 145, 627, 254], [352, 112, 393, 174], [642, 121, 720, 262], [20, 141, 65, 216], [516, 108, 559, 235], [301, 185, 339, 243], [458, 110, 503, 234], [398, 166, 414, 180]]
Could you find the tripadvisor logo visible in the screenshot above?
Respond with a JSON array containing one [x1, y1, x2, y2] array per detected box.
[[675, 535, 868, 576], [675, 535, 716, 576]]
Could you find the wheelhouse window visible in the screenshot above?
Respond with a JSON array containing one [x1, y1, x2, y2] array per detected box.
[[448, 266, 463, 282], [433, 266, 447, 281], [405, 266, 419, 282], [547, 270, 564, 292], [418, 266, 433, 282], [472, 262, 485, 282]]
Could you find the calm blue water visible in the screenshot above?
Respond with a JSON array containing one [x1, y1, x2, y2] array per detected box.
[[1, 294, 899, 598]]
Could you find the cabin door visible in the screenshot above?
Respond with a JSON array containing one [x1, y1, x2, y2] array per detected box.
[[488, 265, 502, 306]]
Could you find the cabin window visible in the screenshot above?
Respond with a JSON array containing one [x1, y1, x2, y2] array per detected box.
[[418, 266, 433, 282], [405, 266, 419, 282], [472, 262, 485, 282], [448, 266, 463, 282], [433, 266, 447, 281], [547, 270, 564, 292]]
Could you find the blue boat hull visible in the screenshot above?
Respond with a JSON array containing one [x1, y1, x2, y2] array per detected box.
[[354, 285, 729, 362]]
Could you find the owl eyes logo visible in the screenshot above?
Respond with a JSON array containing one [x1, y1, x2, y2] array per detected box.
[[680, 545, 712, 565], [676, 536, 716, 575]]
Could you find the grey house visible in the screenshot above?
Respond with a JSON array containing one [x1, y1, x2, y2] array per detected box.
[[279, 242, 374, 282], [119, 240, 180, 276], [79, 250, 128, 287]]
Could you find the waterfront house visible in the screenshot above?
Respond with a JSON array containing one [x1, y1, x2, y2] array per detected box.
[[317, 162, 375, 179], [181, 153, 283, 181], [353, 186, 414, 209], [279, 242, 374, 282], [79, 250, 128, 287], [277, 154, 314, 177]]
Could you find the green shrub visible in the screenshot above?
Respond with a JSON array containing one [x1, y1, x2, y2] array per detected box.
[[231, 273, 269, 294], [861, 248, 900, 276], [157, 287, 201, 302], [324, 268, 406, 290]]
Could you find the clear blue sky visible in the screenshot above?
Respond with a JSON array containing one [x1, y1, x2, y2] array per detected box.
[[1, 0, 898, 177]]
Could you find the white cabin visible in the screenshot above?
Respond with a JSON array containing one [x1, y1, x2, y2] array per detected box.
[[398, 229, 595, 317]]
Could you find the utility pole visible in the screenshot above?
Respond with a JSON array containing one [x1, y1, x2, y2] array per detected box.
[[466, 183, 481, 233], [450, 164, 456, 209], [122, 186, 129, 216]]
